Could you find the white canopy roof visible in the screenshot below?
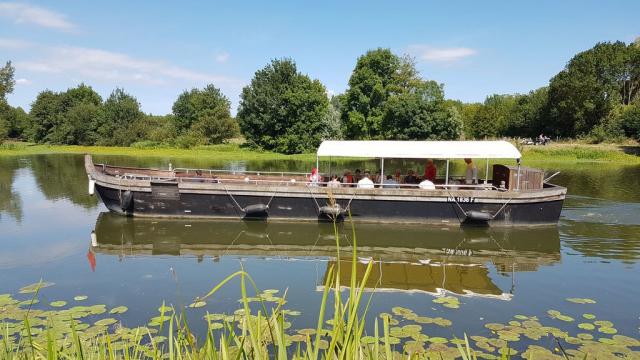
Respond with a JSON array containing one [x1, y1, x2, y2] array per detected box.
[[316, 140, 521, 159]]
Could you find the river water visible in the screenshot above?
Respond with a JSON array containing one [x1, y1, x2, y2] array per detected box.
[[1, 154, 639, 353]]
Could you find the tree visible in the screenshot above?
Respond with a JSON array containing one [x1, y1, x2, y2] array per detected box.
[[0, 61, 15, 100], [547, 41, 638, 137], [466, 94, 518, 139], [237, 58, 331, 154], [172, 84, 237, 145], [96, 88, 144, 146], [620, 104, 640, 140], [28, 84, 102, 144], [380, 80, 462, 140], [341, 49, 420, 139]]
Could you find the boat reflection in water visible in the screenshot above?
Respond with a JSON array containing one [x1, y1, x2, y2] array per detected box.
[[91, 212, 560, 300]]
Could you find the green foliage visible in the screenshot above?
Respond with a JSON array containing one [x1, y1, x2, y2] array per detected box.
[[342, 49, 419, 139], [619, 103, 640, 140], [172, 84, 237, 145], [548, 41, 640, 137], [0, 61, 15, 99], [237, 58, 331, 154], [28, 84, 103, 144], [95, 88, 144, 146], [381, 80, 462, 140]]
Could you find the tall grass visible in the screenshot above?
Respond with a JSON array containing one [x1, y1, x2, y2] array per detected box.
[[0, 221, 517, 359]]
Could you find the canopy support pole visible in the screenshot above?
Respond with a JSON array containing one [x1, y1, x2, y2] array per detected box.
[[380, 158, 384, 185], [445, 159, 450, 186], [329, 157, 332, 178], [316, 156, 319, 175], [516, 158, 521, 191], [485, 159, 489, 184]]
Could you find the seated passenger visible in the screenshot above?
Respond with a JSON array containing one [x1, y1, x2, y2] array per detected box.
[[382, 175, 400, 189], [418, 179, 436, 190], [327, 175, 341, 188], [354, 169, 362, 182], [424, 159, 437, 182], [357, 172, 374, 189], [404, 170, 419, 184], [308, 167, 320, 186], [395, 169, 402, 183], [342, 170, 353, 186]]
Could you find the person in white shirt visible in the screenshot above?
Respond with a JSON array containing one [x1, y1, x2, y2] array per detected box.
[[357, 172, 374, 189], [327, 175, 341, 188], [308, 167, 320, 186]]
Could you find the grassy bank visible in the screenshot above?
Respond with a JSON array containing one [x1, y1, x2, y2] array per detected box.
[[1, 141, 639, 164]]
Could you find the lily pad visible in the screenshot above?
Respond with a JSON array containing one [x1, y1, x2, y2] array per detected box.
[[188, 301, 206, 308], [582, 313, 596, 319], [19, 282, 55, 294], [50, 301, 66, 308], [95, 318, 118, 326], [109, 306, 128, 314], [428, 337, 448, 344], [566, 297, 596, 304], [578, 323, 595, 330], [73, 295, 88, 301], [597, 327, 617, 334]]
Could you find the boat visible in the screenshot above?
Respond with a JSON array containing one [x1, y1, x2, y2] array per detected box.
[[84, 140, 566, 225], [90, 212, 561, 299]]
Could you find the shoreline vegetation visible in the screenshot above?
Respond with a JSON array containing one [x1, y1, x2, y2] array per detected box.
[[1, 222, 638, 359], [0, 140, 639, 165]]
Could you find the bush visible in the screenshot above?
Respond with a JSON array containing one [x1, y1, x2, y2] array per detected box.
[[620, 104, 640, 141]]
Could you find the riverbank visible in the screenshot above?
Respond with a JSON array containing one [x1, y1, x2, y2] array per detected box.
[[1, 141, 639, 164]]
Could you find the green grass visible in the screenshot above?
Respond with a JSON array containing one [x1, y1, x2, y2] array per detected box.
[[1, 141, 639, 164]]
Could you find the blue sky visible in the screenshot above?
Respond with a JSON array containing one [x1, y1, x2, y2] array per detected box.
[[1, 0, 639, 115]]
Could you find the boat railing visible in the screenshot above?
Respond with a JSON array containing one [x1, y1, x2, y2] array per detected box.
[[173, 167, 312, 177], [115, 172, 505, 191]]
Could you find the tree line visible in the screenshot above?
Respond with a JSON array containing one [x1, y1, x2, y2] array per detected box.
[[1, 39, 639, 154]]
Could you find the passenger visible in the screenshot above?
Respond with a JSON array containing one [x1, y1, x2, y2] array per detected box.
[[308, 167, 320, 186], [382, 174, 400, 189], [342, 170, 353, 186], [394, 169, 402, 183], [357, 172, 374, 189], [404, 170, 419, 185], [424, 159, 437, 182], [354, 169, 362, 182], [464, 158, 478, 185], [419, 179, 436, 190], [327, 175, 341, 188], [194, 169, 205, 183], [373, 170, 381, 184]]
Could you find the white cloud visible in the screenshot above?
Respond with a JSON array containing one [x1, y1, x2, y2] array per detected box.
[[215, 52, 230, 63], [0, 37, 33, 49], [15, 78, 32, 85], [0, 2, 75, 31], [408, 45, 477, 64], [17, 46, 244, 87]]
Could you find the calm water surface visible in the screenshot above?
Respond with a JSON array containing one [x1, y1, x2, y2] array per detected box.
[[1, 154, 639, 346]]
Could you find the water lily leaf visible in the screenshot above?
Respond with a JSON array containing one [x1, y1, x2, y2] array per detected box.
[[514, 315, 528, 320], [284, 310, 301, 316], [188, 301, 206, 308], [428, 337, 448, 344], [360, 336, 377, 344], [432, 317, 452, 327], [414, 316, 433, 324], [577, 333, 594, 340], [288, 334, 306, 342], [50, 301, 66, 308], [109, 306, 128, 314], [582, 313, 596, 320], [556, 314, 574, 322], [19, 282, 55, 294], [297, 328, 316, 336], [508, 320, 521, 327], [391, 306, 411, 315], [593, 320, 613, 327], [578, 323, 595, 330], [385, 337, 400, 345], [611, 335, 640, 346], [485, 323, 505, 331], [598, 337, 615, 345], [566, 297, 596, 304], [411, 333, 429, 342], [95, 318, 118, 326], [208, 322, 224, 330], [74, 295, 88, 301], [402, 324, 422, 333], [203, 313, 224, 321], [158, 305, 174, 313], [597, 327, 617, 334]]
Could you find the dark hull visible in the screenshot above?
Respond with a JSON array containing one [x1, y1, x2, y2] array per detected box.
[[95, 184, 564, 225]]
